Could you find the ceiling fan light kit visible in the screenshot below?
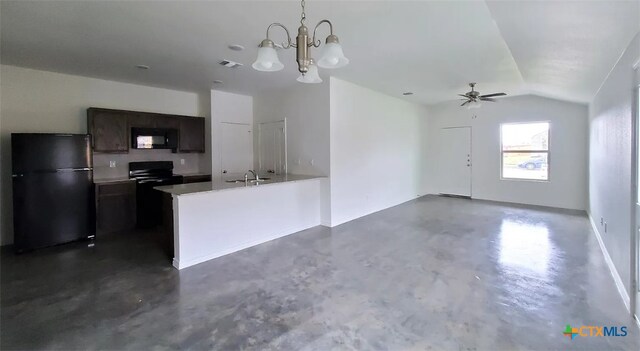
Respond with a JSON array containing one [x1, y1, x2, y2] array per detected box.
[[252, 0, 349, 84], [459, 82, 507, 108]]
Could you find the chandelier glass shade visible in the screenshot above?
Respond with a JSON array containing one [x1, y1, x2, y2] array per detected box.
[[466, 100, 482, 110], [252, 44, 284, 72], [296, 59, 322, 83], [252, 0, 348, 83], [318, 41, 349, 69]]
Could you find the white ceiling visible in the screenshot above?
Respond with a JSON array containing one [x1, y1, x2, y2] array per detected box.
[[1, 1, 638, 105], [486, 0, 640, 103]]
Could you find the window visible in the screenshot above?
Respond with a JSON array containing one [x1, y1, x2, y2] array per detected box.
[[501, 122, 549, 181]]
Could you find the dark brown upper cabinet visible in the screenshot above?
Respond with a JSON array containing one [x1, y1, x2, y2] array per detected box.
[[87, 108, 129, 153], [127, 112, 155, 129], [156, 115, 180, 130], [179, 117, 206, 153], [88, 108, 205, 153]]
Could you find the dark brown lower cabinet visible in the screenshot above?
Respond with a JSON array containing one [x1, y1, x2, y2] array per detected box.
[[95, 181, 136, 234]]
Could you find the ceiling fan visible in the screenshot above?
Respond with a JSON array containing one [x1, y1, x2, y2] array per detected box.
[[459, 83, 506, 107]]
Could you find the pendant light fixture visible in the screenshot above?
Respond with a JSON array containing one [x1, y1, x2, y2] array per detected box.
[[252, 0, 349, 83]]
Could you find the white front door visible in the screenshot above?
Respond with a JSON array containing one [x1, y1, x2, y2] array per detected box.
[[258, 120, 287, 175], [439, 127, 472, 197], [220, 122, 253, 176]]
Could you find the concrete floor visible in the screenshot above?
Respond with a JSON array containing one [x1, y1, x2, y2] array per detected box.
[[1, 195, 639, 350]]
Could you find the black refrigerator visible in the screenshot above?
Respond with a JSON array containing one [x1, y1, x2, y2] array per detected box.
[[12, 133, 95, 252]]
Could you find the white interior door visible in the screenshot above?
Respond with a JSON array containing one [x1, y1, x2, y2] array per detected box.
[[258, 120, 287, 175], [634, 67, 640, 322], [220, 122, 252, 176], [439, 127, 472, 197]]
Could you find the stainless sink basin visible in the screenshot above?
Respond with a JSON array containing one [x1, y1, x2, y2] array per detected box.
[[225, 177, 271, 184], [250, 177, 271, 182]]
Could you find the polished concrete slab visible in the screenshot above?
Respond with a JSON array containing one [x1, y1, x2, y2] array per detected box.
[[1, 195, 638, 350]]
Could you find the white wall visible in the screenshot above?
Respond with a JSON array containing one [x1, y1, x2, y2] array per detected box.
[[253, 82, 330, 177], [253, 82, 331, 224], [210, 90, 253, 178], [0, 65, 210, 245], [589, 32, 640, 296], [427, 95, 588, 210], [329, 78, 430, 226]]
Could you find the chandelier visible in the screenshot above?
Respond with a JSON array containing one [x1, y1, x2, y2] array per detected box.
[[252, 0, 349, 84]]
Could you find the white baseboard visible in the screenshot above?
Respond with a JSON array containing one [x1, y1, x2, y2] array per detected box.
[[588, 213, 631, 312]]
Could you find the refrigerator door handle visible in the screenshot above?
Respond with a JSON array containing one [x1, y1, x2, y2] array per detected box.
[[55, 168, 93, 172]]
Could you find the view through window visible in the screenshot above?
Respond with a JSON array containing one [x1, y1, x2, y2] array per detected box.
[[501, 122, 549, 181]]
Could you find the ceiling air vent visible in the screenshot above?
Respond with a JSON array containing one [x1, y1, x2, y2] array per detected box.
[[219, 60, 243, 68]]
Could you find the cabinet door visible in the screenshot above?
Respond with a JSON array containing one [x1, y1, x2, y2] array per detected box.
[[156, 115, 180, 130], [179, 117, 205, 153], [88, 109, 129, 153], [95, 183, 136, 234], [128, 112, 156, 129]]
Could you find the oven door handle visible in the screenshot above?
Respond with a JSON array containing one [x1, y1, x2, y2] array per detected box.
[[138, 179, 165, 184]]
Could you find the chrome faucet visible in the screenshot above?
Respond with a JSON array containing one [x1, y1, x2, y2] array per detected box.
[[247, 170, 260, 181]]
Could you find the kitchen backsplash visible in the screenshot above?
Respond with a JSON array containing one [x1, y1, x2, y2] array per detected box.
[[93, 149, 201, 179]]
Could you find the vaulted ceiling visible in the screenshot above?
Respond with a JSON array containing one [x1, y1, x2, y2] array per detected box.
[[1, 1, 638, 105]]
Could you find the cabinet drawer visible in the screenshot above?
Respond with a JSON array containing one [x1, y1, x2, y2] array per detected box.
[[96, 182, 135, 196]]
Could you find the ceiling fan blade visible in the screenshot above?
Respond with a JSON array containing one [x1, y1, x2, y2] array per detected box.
[[480, 97, 496, 102], [458, 94, 471, 98], [461, 101, 470, 106], [480, 93, 506, 98]]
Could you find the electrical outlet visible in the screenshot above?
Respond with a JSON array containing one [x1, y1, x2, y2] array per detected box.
[[180, 159, 185, 165], [109, 160, 116, 168], [309, 159, 315, 166]]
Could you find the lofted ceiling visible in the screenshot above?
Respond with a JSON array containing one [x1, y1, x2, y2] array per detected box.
[[1, 1, 638, 105]]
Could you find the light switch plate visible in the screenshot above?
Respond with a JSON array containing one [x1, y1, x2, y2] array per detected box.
[[109, 160, 116, 168], [180, 159, 185, 165]]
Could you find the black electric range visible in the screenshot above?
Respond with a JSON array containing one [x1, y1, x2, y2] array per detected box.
[[129, 161, 183, 228]]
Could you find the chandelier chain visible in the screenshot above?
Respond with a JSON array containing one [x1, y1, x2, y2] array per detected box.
[[300, 0, 306, 25]]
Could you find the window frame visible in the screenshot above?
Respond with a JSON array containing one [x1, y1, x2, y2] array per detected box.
[[500, 121, 551, 182]]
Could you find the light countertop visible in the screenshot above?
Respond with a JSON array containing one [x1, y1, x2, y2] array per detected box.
[[154, 174, 325, 196], [93, 177, 135, 185], [176, 172, 211, 177]]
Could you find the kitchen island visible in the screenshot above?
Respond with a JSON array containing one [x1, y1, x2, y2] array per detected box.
[[155, 174, 327, 269]]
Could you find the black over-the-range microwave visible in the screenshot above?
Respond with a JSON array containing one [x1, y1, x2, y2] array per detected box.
[[131, 127, 178, 151]]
